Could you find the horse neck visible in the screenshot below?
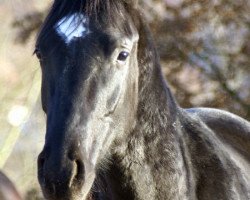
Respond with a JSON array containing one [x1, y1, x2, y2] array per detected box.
[[101, 21, 189, 200]]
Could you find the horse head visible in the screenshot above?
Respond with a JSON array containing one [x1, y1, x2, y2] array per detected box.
[[36, 1, 140, 199]]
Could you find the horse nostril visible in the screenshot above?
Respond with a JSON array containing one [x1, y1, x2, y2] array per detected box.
[[76, 160, 85, 181], [70, 159, 85, 187], [38, 153, 45, 173], [37, 153, 47, 189], [38, 156, 45, 169]]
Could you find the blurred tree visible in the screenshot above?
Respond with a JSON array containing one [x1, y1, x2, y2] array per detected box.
[[13, 11, 43, 44], [12, 0, 250, 119], [143, 0, 250, 119]]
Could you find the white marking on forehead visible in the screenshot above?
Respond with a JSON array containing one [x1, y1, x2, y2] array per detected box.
[[55, 13, 90, 44]]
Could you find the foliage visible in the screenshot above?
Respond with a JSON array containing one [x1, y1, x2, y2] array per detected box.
[[142, 0, 250, 118]]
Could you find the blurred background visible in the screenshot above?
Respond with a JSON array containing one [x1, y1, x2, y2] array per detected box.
[[0, 0, 249, 199]]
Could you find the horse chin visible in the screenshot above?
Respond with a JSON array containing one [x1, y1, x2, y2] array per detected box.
[[41, 171, 96, 200], [78, 172, 96, 200], [67, 170, 96, 200]]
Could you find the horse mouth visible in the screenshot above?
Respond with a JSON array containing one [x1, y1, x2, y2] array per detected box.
[[40, 181, 91, 200], [38, 147, 97, 200]]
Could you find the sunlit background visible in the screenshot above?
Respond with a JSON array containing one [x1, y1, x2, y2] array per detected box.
[[0, 0, 49, 198], [0, 0, 249, 199]]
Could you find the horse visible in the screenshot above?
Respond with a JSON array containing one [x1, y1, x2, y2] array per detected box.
[[34, 0, 250, 199], [0, 171, 22, 200]]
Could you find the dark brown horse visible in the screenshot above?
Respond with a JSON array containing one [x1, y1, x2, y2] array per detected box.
[[0, 171, 22, 200], [35, 0, 250, 199]]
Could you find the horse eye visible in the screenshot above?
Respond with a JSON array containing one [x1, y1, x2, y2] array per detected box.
[[34, 49, 43, 60], [117, 51, 129, 62]]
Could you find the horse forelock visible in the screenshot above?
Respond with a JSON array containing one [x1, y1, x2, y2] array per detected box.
[[52, 0, 137, 16], [36, 0, 138, 47]]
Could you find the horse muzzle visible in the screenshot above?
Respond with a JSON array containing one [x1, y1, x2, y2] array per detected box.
[[37, 144, 94, 200]]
